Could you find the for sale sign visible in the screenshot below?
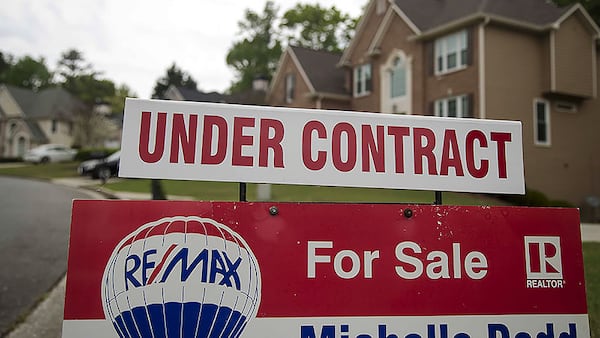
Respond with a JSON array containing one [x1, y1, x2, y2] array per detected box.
[[120, 99, 524, 194], [63, 201, 588, 337]]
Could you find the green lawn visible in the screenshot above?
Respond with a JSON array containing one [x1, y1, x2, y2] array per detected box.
[[0, 162, 79, 179], [585, 242, 600, 337], [103, 178, 507, 205]]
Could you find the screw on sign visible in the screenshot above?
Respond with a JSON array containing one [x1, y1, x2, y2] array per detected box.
[[101, 216, 261, 338]]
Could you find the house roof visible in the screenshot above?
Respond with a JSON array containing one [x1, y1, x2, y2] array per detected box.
[[174, 86, 228, 103], [290, 46, 349, 97], [393, 0, 573, 32], [4, 85, 83, 120], [24, 120, 48, 143]]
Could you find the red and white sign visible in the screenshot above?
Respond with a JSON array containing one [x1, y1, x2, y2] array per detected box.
[[63, 201, 588, 337], [120, 99, 525, 194]]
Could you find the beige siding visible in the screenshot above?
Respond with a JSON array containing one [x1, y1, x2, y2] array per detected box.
[[37, 119, 73, 146], [554, 14, 595, 97], [0, 88, 24, 117], [485, 23, 600, 206]]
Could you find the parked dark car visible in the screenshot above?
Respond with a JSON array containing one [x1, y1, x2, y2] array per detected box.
[[78, 151, 120, 180]]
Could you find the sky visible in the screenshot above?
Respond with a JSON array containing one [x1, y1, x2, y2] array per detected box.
[[0, 0, 366, 99]]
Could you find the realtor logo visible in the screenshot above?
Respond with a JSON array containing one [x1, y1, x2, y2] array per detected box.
[[524, 236, 564, 288]]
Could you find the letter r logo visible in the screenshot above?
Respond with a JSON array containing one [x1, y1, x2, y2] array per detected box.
[[524, 236, 563, 279]]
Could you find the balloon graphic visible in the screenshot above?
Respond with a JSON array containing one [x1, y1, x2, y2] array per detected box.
[[101, 216, 261, 338]]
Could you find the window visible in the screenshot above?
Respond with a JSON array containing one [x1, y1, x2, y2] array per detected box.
[[285, 74, 295, 103], [354, 63, 372, 97], [390, 57, 406, 98], [435, 95, 471, 118], [51, 119, 57, 133], [534, 99, 551, 146], [434, 30, 468, 74]]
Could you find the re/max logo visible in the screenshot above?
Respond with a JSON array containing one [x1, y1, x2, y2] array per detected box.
[[124, 244, 242, 291]]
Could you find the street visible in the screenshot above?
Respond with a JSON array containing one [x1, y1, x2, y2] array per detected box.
[[0, 176, 91, 337]]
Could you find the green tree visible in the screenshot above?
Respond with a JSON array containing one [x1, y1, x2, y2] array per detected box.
[[56, 49, 93, 82], [281, 4, 358, 52], [2, 55, 53, 91], [56, 49, 115, 104], [56, 49, 117, 147], [0, 51, 13, 83], [226, 1, 283, 93], [108, 84, 136, 115], [151, 63, 197, 99]]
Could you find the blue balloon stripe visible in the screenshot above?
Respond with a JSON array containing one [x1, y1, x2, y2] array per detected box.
[[114, 303, 248, 338]]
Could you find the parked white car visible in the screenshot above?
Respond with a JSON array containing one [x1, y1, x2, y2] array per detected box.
[[23, 144, 77, 164]]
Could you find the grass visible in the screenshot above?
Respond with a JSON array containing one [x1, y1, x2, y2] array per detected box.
[[0, 162, 598, 333], [103, 178, 507, 205], [0, 162, 79, 179], [585, 242, 600, 337]]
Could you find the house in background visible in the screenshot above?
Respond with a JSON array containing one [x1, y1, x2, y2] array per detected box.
[[164, 77, 269, 106], [267, 0, 600, 210], [0, 84, 83, 157]]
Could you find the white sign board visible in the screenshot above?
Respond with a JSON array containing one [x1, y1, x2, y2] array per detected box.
[[120, 98, 524, 194]]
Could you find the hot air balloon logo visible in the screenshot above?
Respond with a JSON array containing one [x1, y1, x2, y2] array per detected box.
[[101, 216, 261, 338]]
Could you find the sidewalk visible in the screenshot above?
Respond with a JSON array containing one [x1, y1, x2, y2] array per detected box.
[[5, 179, 600, 338]]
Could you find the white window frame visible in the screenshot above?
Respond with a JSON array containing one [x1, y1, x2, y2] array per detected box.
[[285, 74, 295, 103], [380, 50, 412, 115], [534, 98, 551, 146], [435, 95, 470, 118], [354, 63, 372, 97], [434, 30, 468, 75]]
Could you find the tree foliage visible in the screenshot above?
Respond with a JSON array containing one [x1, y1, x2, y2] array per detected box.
[[151, 63, 197, 99], [226, 1, 282, 94], [108, 84, 136, 115], [1, 55, 53, 91], [281, 4, 357, 52], [56, 49, 115, 104], [226, 1, 357, 93]]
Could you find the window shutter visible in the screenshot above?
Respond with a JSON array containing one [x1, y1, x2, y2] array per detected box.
[[425, 101, 435, 116], [290, 74, 296, 99], [465, 93, 474, 118], [426, 41, 434, 76], [466, 28, 474, 66]]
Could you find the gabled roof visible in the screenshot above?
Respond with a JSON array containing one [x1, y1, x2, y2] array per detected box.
[[394, 0, 573, 33], [24, 120, 48, 143], [174, 86, 228, 103], [3, 85, 82, 120], [289, 46, 349, 97]]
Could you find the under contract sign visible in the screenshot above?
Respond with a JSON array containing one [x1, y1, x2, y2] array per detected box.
[[120, 99, 524, 194]]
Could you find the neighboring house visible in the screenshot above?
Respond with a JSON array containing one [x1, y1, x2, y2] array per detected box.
[[164, 77, 268, 106], [0, 84, 83, 158], [267, 0, 600, 210]]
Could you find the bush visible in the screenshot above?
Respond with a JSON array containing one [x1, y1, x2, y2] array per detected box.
[[0, 157, 22, 163], [75, 148, 119, 161], [496, 189, 574, 208]]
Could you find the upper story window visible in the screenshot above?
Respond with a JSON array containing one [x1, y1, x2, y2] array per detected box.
[[390, 57, 407, 98], [534, 99, 551, 146], [285, 74, 295, 103], [435, 95, 472, 118], [434, 30, 468, 75], [354, 63, 372, 97]]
